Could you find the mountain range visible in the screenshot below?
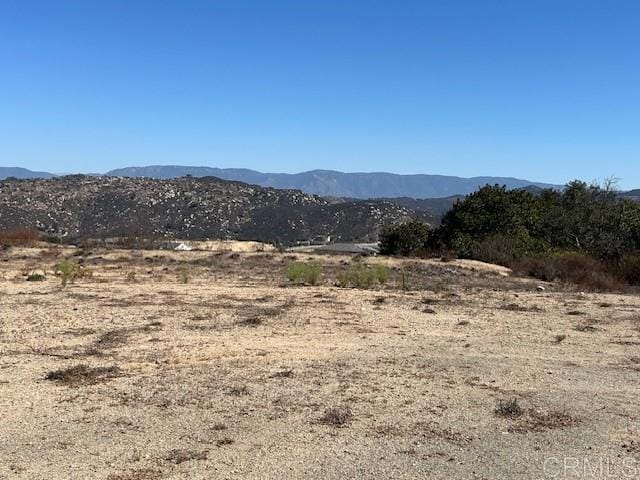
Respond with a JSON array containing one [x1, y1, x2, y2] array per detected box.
[[0, 167, 57, 180], [105, 166, 561, 199], [1, 165, 560, 199]]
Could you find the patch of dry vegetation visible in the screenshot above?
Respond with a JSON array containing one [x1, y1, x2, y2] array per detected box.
[[106, 470, 163, 480], [45, 364, 121, 386], [495, 398, 579, 433], [0, 227, 40, 246], [508, 409, 579, 433], [165, 449, 208, 464], [318, 406, 353, 427]]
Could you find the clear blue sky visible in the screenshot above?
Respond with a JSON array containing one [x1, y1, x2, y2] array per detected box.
[[1, 1, 639, 187]]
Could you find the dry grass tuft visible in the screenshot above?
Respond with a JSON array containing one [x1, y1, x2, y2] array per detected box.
[[495, 398, 523, 418], [421, 298, 440, 305], [509, 409, 579, 433], [227, 385, 250, 396], [413, 421, 473, 446], [45, 364, 121, 386], [318, 406, 353, 427], [370, 423, 404, 438], [236, 316, 263, 327], [235, 302, 294, 327], [495, 398, 579, 433], [574, 323, 599, 332], [96, 329, 131, 348], [106, 469, 162, 480], [165, 449, 208, 464], [500, 303, 542, 313], [270, 368, 294, 378], [372, 296, 387, 305], [216, 438, 234, 447]]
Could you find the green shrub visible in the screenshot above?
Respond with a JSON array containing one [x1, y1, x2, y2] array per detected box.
[[379, 220, 432, 256], [401, 268, 410, 291], [372, 264, 390, 284], [54, 259, 77, 286], [285, 261, 323, 285], [338, 263, 389, 289], [338, 265, 374, 289], [469, 229, 549, 266]]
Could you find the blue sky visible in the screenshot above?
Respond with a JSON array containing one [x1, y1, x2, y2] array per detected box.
[[1, 1, 639, 188]]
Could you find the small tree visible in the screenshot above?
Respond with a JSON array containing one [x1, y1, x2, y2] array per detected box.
[[55, 259, 77, 287]]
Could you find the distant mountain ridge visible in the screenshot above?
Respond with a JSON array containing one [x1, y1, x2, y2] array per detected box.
[[105, 165, 560, 199], [622, 189, 640, 202], [3, 166, 638, 202], [0, 167, 56, 180]]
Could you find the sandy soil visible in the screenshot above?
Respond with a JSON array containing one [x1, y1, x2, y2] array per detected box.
[[1, 246, 639, 479]]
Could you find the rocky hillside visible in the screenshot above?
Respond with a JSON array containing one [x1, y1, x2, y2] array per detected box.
[[0, 176, 419, 245]]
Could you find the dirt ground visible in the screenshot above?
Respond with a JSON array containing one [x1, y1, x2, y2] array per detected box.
[[1, 246, 639, 479]]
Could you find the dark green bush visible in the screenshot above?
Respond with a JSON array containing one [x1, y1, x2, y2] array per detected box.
[[435, 186, 539, 252], [469, 229, 549, 266], [379, 220, 431, 256]]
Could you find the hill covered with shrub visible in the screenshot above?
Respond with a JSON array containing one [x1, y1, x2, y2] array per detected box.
[[0, 175, 418, 246]]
